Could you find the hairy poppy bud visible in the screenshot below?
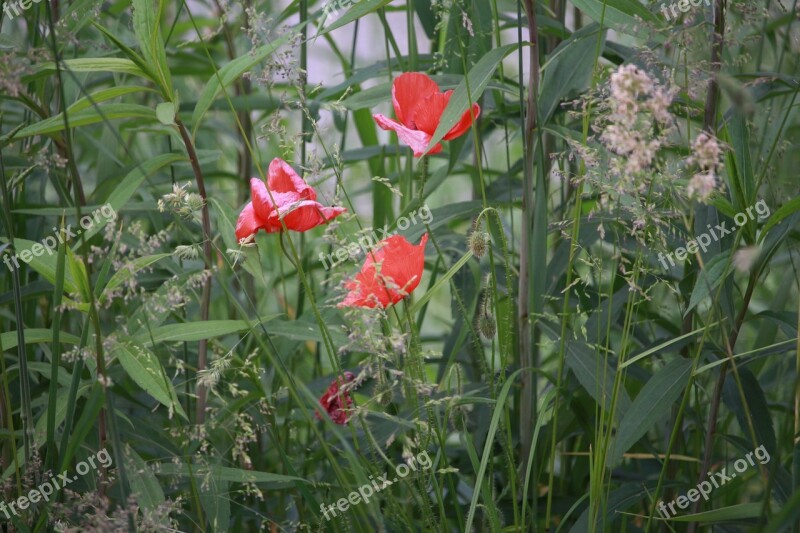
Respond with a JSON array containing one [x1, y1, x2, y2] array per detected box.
[[469, 231, 489, 258], [478, 313, 496, 340]]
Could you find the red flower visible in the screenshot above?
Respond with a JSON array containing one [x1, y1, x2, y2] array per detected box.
[[372, 72, 481, 157], [317, 372, 356, 425], [338, 234, 428, 309], [235, 158, 346, 243]]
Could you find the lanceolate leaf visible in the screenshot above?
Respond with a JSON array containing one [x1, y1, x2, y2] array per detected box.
[[156, 463, 308, 487], [192, 25, 305, 129], [28, 58, 151, 80], [7, 238, 79, 294], [686, 253, 730, 314], [560, 335, 631, 420], [539, 24, 606, 125], [115, 342, 188, 420], [124, 445, 166, 512], [570, 0, 664, 41], [0, 329, 81, 352], [316, 0, 394, 36], [134, 320, 261, 344], [607, 358, 693, 467], [101, 254, 172, 299], [722, 367, 777, 457], [14, 104, 157, 138]]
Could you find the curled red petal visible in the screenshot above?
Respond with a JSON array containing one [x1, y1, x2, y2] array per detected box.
[[316, 372, 356, 424], [391, 72, 440, 126], [267, 158, 316, 201], [373, 114, 442, 157], [235, 201, 266, 243], [444, 102, 481, 141], [265, 200, 346, 233]]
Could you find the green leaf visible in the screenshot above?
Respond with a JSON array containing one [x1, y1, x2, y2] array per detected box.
[[131, 0, 172, 97], [65, 245, 92, 303], [156, 463, 307, 487], [198, 461, 231, 531], [607, 358, 693, 467], [115, 342, 188, 420], [34, 385, 89, 447], [426, 44, 520, 153], [155, 102, 176, 125], [0, 35, 22, 50], [124, 445, 166, 512], [409, 251, 474, 315], [764, 488, 800, 533], [0, 329, 81, 352], [560, 336, 631, 420], [722, 368, 777, 458], [67, 86, 158, 114], [621, 322, 720, 369], [134, 319, 269, 344], [14, 104, 157, 138], [8, 238, 79, 294], [570, 0, 664, 41], [464, 368, 525, 531], [30, 58, 150, 79], [260, 317, 349, 347], [686, 254, 730, 314], [81, 154, 185, 242], [25, 361, 74, 388], [760, 196, 800, 239], [191, 26, 304, 129], [571, 480, 683, 532], [664, 503, 763, 522], [539, 24, 606, 125], [101, 253, 172, 300], [316, 0, 394, 36]]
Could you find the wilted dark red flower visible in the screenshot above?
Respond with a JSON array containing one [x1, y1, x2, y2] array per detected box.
[[317, 371, 356, 425], [235, 158, 346, 243], [372, 72, 481, 157], [338, 234, 428, 309]]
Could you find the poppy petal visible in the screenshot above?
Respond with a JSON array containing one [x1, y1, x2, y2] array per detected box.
[[373, 114, 443, 157], [375, 233, 428, 305], [338, 234, 428, 309], [266, 200, 346, 232], [316, 372, 356, 424], [444, 102, 481, 141], [392, 72, 440, 126], [249, 177, 276, 222], [339, 270, 392, 308], [267, 158, 316, 201], [235, 201, 266, 243], [408, 91, 450, 135]]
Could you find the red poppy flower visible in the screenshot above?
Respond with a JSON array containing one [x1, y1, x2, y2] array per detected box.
[[235, 158, 346, 243], [338, 234, 428, 309], [317, 371, 356, 425], [372, 72, 481, 157]]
